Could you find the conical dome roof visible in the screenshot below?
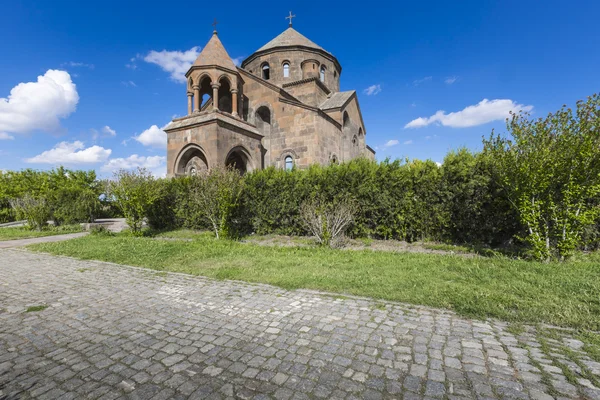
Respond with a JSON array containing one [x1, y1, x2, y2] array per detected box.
[[192, 32, 237, 70], [255, 27, 331, 54]]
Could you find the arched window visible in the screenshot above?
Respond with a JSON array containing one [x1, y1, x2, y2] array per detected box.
[[352, 135, 358, 146], [262, 63, 270, 80], [320, 66, 326, 82], [283, 62, 290, 78], [285, 156, 293, 171]]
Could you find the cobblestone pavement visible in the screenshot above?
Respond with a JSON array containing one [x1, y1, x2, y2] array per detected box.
[[1, 249, 599, 400]]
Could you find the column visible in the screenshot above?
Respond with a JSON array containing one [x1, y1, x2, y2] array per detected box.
[[192, 85, 200, 113], [187, 92, 193, 115], [212, 83, 220, 111], [231, 89, 238, 117]]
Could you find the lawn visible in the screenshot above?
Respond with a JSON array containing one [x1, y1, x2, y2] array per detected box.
[[29, 232, 600, 331], [0, 224, 82, 240]]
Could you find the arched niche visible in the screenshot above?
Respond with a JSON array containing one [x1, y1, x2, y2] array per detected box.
[[175, 144, 209, 176], [225, 146, 253, 174]]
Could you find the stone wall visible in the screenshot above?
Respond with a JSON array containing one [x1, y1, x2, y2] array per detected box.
[[242, 49, 340, 92]]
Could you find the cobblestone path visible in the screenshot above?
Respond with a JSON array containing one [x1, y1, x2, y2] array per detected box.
[[0, 249, 599, 399]]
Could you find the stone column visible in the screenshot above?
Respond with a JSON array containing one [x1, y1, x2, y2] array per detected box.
[[212, 83, 220, 111], [192, 85, 200, 113], [187, 92, 193, 115], [231, 89, 238, 117]]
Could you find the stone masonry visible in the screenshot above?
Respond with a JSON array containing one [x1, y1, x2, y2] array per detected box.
[[1, 249, 599, 399], [164, 21, 374, 177]]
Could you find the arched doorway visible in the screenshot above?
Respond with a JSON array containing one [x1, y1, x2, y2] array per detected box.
[[175, 145, 209, 176], [225, 147, 252, 174]]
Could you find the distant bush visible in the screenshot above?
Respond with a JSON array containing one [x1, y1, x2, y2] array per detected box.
[[107, 168, 160, 235], [9, 195, 51, 230], [300, 197, 357, 247]]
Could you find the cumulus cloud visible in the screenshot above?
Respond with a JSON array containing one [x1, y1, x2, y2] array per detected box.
[[445, 76, 458, 85], [364, 84, 382, 96], [413, 76, 432, 86], [383, 139, 399, 148], [25, 141, 111, 164], [404, 140, 413, 145], [133, 124, 167, 148], [405, 99, 534, 129], [0, 70, 79, 136], [143, 47, 200, 83], [102, 154, 166, 176], [0, 133, 14, 140]]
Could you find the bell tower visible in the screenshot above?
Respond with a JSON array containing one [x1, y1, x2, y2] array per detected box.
[[164, 27, 264, 177]]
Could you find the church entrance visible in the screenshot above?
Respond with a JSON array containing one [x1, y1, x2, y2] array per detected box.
[[225, 147, 251, 174]]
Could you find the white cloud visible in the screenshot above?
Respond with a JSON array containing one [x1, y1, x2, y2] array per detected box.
[[445, 76, 458, 85], [102, 154, 166, 176], [364, 84, 382, 96], [143, 47, 200, 83], [62, 62, 94, 69], [125, 57, 138, 70], [383, 139, 399, 148], [121, 80, 137, 87], [231, 56, 244, 67], [403, 140, 413, 145], [134, 124, 167, 148], [25, 141, 111, 164], [0, 133, 14, 140], [0, 70, 79, 136], [413, 76, 432, 86], [405, 99, 534, 129], [102, 126, 116, 137]]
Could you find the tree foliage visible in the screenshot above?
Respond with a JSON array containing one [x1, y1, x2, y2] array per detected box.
[[484, 94, 600, 260], [107, 168, 160, 235]]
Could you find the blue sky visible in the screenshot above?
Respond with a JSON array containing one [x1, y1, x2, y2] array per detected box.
[[1, 0, 599, 176]]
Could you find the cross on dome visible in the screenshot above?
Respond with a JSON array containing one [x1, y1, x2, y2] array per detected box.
[[285, 11, 296, 27]]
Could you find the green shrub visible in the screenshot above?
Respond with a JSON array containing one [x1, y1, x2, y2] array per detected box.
[[107, 168, 161, 235], [9, 195, 52, 230]]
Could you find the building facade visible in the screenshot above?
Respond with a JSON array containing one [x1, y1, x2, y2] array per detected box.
[[164, 22, 375, 176]]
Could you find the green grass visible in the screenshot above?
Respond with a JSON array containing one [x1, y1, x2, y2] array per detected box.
[[0, 224, 82, 241], [29, 234, 600, 330], [25, 304, 48, 312]]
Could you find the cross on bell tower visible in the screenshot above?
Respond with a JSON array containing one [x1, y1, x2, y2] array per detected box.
[[285, 11, 296, 27], [212, 18, 218, 33]]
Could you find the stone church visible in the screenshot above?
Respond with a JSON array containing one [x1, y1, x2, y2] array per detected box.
[[164, 18, 375, 176]]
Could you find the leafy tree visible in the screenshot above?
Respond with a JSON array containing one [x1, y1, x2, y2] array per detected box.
[[484, 94, 600, 260], [108, 168, 160, 235]]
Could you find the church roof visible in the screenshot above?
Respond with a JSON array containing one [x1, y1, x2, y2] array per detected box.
[[320, 91, 355, 110], [192, 32, 237, 70], [256, 27, 331, 55]]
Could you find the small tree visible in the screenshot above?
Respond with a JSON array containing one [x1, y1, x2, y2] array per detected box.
[[484, 94, 600, 260], [108, 168, 160, 235], [9, 195, 52, 231], [300, 197, 358, 247], [190, 166, 244, 239]]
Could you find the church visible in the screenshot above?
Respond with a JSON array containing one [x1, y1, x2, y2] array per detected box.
[[164, 16, 375, 176]]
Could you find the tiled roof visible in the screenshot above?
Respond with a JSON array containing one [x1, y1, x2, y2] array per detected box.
[[256, 27, 330, 54], [192, 32, 237, 70], [319, 91, 355, 110]]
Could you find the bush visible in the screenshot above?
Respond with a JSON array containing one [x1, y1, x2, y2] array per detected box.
[[188, 166, 245, 239], [107, 168, 160, 235], [9, 195, 52, 230], [300, 197, 358, 247]]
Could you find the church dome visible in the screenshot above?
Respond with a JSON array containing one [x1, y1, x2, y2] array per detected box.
[[254, 27, 331, 55], [241, 27, 341, 74]]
